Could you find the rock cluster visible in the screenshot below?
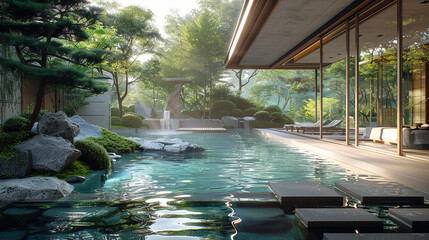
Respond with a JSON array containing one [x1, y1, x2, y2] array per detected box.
[[37, 111, 80, 143], [128, 137, 204, 153], [70, 115, 102, 141]]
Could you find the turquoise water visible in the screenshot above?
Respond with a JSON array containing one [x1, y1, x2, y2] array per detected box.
[[0, 130, 363, 239]]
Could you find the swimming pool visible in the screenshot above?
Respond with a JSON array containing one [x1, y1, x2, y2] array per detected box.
[[0, 130, 367, 239]]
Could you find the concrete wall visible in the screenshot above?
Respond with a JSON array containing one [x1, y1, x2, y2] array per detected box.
[[77, 79, 111, 129]]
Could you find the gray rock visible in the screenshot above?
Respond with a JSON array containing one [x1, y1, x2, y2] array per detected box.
[[70, 115, 102, 141], [128, 137, 204, 153], [14, 135, 81, 173], [164, 142, 204, 153], [222, 116, 238, 129], [156, 138, 183, 145], [66, 175, 86, 183], [0, 149, 31, 179], [37, 111, 80, 142], [0, 177, 74, 202]]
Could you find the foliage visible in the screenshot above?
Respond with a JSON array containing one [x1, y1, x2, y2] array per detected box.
[[231, 108, 244, 117], [126, 112, 145, 120], [0, 131, 34, 161], [1, 117, 30, 133], [88, 128, 139, 154], [253, 111, 270, 121], [111, 107, 120, 116], [63, 88, 95, 117], [263, 105, 283, 114], [20, 109, 49, 121], [34, 161, 92, 180], [244, 107, 259, 116], [211, 110, 230, 119], [120, 114, 143, 128], [182, 109, 204, 119], [212, 100, 236, 112], [299, 98, 342, 122], [111, 116, 121, 126], [0, 0, 109, 130], [270, 112, 293, 125], [74, 140, 111, 170], [249, 120, 284, 128], [126, 105, 135, 113]]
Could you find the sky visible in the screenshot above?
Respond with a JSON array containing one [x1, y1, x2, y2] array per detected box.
[[95, 0, 199, 37]]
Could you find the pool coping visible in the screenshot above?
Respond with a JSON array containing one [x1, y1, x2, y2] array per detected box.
[[254, 129, 429, 197]]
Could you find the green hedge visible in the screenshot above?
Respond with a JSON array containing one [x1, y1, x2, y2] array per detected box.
[[244, 107, 259, 116], [249, 120, 284, 128], [111, 116, 121, 126], [1, 117, 30, 133], [111, 107, 120, 117], [232, 108, 244, 117], [253, 111, 270, 121], [0, 131, 34, 162], [88, 128, 140, 154], [126, 112, 145, 120], [263, 105, 283, 114], [121, 114, 143, 128], [74, 139, 111, 170], [212, 100, 236, 112], [211, 110, 230, 119], [20, 109, 48, 121]]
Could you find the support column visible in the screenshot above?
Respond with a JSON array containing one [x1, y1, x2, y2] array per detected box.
[[346, 20, 350, 145], [397, 0, 403, 156], [355, 13, 360, 147], [315, 69, 318, 122], [320, 38, 324, 139]]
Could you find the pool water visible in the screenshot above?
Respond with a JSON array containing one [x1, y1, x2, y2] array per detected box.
[[0, 130, 368, 239]]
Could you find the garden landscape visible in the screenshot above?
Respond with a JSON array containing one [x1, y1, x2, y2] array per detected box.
[[1, 0, 429, 239]]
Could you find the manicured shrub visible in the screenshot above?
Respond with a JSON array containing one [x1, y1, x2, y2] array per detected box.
[[127, 112, 145, 120], [111, 116, 121, 126], [182, 109, 193, 116], [0, 131, 35, 162], [211, 110, 230, 119], [212, 100, 236, 112], [244, 107, 259, 116], [283, 115, 294, 124], [233, 97, 256, 111], [1, 117, 30, 133], [190, 110, 204, 118], [249, 120, 284, 128], [121, 114, 143, 128], [253, 111, 270, 121], [126, 105, 135, 113], [74, 140, 111, 170], [111, 107, 120, 116], [263, 105, 283, 114], [232, 108, 244, 117], [88, 128, 140, 154]]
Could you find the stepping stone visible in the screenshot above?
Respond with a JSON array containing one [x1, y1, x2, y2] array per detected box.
[[295, 208, 383, 232], [269, 181, 343, 210], [324, 233, 429, 240], [389, 208, 429, 232], [335, 180, 424, 205]]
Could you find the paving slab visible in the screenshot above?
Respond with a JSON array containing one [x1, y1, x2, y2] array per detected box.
[[269, 181, 343, 210], [389, 208, 429, 232], [324, 233, 429, 240], [296, 208, 383, 232], [335, 180, 424, 205]]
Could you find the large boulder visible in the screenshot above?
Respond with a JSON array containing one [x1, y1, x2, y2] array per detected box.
[[0, 150, 31, 179], [70, 115, 102, 141], [14, 135, 81, 173], [38, 111, 80, 142], [0, 177, 74, 202]]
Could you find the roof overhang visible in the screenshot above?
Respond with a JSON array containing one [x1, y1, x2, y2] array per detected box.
[[225, 0, 374, 69]]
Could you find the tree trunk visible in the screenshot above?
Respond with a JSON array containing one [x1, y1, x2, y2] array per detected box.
[[113, 72, 123, 117], [25, 80, 47, 131]]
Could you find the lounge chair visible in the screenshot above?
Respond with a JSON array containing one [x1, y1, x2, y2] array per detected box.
[[296, 119, 344, 134], [284, 119, 328, 132]]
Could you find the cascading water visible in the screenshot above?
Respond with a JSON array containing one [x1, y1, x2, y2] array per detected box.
[[160, 110, 180, 130]]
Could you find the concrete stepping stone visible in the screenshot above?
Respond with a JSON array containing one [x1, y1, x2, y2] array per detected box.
[[324, 233, 429, 240], [335, 180, 424, 205], [389, 208, 429, 232], [269, 181, 343, 210], [295, 208, 383, 232]]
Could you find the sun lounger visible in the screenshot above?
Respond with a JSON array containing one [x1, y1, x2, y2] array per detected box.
[[296, 119, 344, 134], [284, 119, 327, 132]]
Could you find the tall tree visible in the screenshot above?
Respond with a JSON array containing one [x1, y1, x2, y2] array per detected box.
[[233, 69, 259, 96], [101, 6, 160, 117], [0, 0, 108, 130]]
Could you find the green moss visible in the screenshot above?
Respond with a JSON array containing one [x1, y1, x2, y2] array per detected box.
[[74, 139, 111, 170], [32, 160, 92, 180], [120, 114, 143, 128], [0, 131, 34, 162], [110, 125, 127, 129], [88, 128, 140, 154]]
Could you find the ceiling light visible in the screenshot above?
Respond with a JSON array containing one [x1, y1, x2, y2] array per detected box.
[[358, 34, 363, 37], [377, 34, 383, 37], [421, 0, 429, 4]]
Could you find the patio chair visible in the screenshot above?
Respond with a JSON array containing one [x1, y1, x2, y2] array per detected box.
[[296, 119, 345, 134], [284, 119, 328, 132]]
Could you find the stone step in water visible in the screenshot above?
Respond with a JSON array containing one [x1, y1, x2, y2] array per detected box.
[[295, 208, 383, 232], [335, 180, 424, 206], [389, 208, 429, 232], [324, 233, 429, 240], [269, 181, 343, 210]]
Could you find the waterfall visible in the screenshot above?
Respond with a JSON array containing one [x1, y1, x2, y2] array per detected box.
[[160, 110, 180, 130]]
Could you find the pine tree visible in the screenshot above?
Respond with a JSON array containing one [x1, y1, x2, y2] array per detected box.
[[0, 0, 108, 130]]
